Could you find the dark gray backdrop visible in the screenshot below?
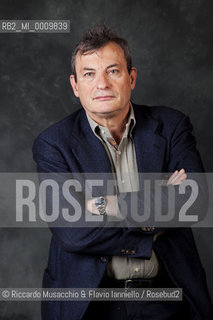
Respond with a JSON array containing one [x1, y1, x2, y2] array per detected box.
[[0, 0, 212, 319]]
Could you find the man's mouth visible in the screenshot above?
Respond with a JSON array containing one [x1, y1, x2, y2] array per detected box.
[[93, 95, 115, 101]]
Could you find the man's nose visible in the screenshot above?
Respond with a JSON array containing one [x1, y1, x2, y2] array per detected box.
[[96, 72, 109, 89]]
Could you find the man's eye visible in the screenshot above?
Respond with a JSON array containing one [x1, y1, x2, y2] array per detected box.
[[84, 72, 94, 77], [109, 69, 119, 74]]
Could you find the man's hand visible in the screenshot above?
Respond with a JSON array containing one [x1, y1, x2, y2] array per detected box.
[[167, 168, 187, 185]]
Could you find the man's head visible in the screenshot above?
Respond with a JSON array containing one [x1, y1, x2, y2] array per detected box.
[[71, 24, 132, 82], [70, 25, 137, 122]]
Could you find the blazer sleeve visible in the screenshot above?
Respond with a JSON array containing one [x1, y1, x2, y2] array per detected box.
[[33, 136, 153, 259]]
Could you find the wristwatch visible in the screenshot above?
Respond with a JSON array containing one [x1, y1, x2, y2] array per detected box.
[[95, 196, 106, 215]]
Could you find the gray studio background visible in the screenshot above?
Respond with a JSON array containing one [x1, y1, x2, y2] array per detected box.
[[0, 0, 213, 319]]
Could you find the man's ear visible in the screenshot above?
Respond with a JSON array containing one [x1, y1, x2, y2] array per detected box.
[[130, 67, 137, 90], [70, 75, 79, 98]]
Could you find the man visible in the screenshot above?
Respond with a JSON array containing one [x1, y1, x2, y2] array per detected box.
[[33, 25, 213, 319]]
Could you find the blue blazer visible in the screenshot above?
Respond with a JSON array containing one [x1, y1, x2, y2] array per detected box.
[[33, 104, 213, 320]]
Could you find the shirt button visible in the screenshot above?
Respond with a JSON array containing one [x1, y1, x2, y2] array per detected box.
[[101, 130, 105, 134], [121, 180, 125, 184], [100, 256, 107, 263], [135, 268, 139, 272], [118, 151, 121, 155]]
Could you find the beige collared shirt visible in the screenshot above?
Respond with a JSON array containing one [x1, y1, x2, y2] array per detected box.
[[86, 104, 159, 279]]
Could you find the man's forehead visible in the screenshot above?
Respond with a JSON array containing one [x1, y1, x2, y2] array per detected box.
[[75, 42, 125, 69]]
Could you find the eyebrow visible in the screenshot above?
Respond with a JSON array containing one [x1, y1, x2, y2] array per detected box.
[[106, 64, 119, 69], [82, 68, 96, 71], [82, 64, 120, 72]]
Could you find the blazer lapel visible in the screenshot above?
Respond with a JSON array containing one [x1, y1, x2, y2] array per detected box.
[[71, 110, 112, 173], [133, 105, 167, 173]]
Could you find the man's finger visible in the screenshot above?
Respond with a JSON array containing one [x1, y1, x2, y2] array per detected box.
[[167, 169, 187, 185]]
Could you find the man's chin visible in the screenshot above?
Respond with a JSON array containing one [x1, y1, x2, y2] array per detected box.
[[93, 109, 119, 117]]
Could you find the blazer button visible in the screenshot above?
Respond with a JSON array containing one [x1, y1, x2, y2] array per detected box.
[[100, 256, 107, 263]]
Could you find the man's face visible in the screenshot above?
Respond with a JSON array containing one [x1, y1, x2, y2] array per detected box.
[[70, 42, 137, 120]]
